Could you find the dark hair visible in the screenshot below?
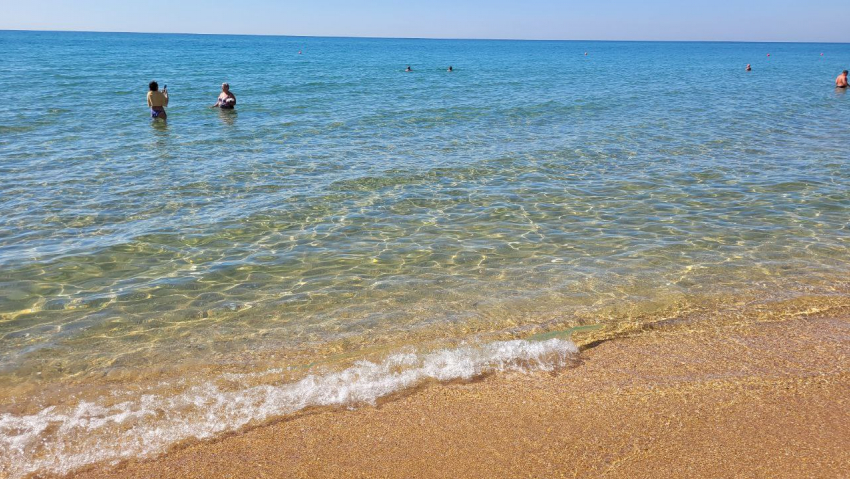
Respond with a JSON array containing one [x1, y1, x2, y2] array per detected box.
[[845, 70, 849, 75], [149, 81, 158, 91]]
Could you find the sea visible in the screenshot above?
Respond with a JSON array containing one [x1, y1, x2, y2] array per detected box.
[[1, 30, 849, 478]]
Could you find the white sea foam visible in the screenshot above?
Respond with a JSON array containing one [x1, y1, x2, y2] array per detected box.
[[0, 338, 578, 479]]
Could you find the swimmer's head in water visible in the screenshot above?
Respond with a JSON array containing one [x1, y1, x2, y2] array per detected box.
[[149, 81, 159, 92]]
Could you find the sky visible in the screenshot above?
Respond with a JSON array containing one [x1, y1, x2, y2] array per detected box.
[[2, 0, 849, 42]]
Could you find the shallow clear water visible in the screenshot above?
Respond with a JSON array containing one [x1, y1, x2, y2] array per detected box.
[[1, 31, 849, 477]]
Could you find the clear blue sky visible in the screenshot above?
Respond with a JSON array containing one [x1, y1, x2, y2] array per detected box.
[[3, 0, 848, 42]]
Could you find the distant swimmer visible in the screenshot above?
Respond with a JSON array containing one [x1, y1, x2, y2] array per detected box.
[[405, 66, 412, 72], [746, 64, 752, 71], [147, 81, 168, 120], [837, 70, 849, 88], [447, 66, 453, 72], [212, 83, 236, 109]]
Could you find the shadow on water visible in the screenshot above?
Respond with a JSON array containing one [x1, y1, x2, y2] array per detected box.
[[218, 108, 237, 126], [150, 118, 169, 132], [149, 117, 170, 148]]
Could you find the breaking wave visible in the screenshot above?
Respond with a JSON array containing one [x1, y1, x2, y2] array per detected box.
[[0, 337, 578, 478]]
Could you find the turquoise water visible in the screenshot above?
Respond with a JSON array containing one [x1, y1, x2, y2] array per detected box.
[[1, 31, 849, 477]]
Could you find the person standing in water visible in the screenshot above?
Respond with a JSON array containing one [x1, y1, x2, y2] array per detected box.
[[147, 81, 168, 120], [837, 70, 849, 88], [447, 66, 453, 72], [212, 83, 236, 109], [746, 64, 752, 72]]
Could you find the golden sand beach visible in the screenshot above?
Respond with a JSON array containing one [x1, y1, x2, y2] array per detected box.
[[73, 309, 850, 479]]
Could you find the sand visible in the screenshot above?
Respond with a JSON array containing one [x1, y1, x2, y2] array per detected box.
[[73, 313, 850, 479]]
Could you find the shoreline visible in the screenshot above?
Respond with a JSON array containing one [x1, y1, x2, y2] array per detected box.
[[72, 311, 850, 478]]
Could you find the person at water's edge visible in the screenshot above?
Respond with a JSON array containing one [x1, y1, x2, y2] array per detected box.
[[147, 81, 168, 120], [837, 70, 849, 88], [213, 83, 236, 109]]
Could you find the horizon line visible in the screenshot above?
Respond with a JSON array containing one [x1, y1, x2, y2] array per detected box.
[[2, 28, 849, 45]]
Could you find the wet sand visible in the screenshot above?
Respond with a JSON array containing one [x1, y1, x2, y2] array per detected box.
[[75, 313, 850, 478]]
